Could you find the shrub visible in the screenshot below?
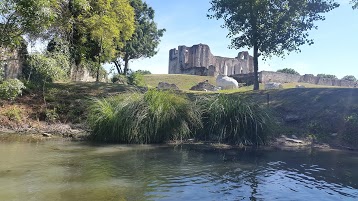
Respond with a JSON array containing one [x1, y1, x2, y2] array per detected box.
[[0, 79, 26, 100], [45, 108, 59, 123], [128, 72, 146, 87], [88, 90, 202, 143], [135, 70, 151, 75], [197, 94, 272, 145], [342, 114, 358, 146], [111, 74, 128, 84], [24, 53, 69, 86], [342, 75, 357, 82], [277, 68, 300, 75], [3, 106, 22, 122], [317, 74, 337, 79]]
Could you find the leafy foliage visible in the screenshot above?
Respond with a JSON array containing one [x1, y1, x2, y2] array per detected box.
[[0, 0, 58, 48], [197, 94, 272, 145], [128, 72, 146, 87], [208, 0, 339, 90], [88, 90, 202, 143], [3, 106, 23, 122], [114, 0, 165, 75], [135, 70, 151, 75], [317, 74, 337, 79], [277, 68, 300, 75], [79, 0, 135, 80], [111, 74, 128, 84], [352, 0, 358, 9], [343, 114, 358, 146], [0, 79, 26, 100], [26, 53, 69, 85], [342, 75, 357, 82]]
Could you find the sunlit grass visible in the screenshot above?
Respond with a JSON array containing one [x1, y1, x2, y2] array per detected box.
[[87, 89, 202, 143], [196, 94, 273, 145], [143, 74, 216, 90]]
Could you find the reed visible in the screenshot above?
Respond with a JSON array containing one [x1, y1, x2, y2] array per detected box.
[[197, 94, 272, 145], [88, 90, 202, 143]]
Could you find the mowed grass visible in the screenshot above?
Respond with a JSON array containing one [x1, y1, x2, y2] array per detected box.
[[143, 74, 344, 93]]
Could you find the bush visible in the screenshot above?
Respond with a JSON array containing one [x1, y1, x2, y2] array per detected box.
[[0, 79, 26, 100], [197, 94, 272, 145], [24, 53, 69, 86], [342, 75, 357, 82], [111, 74, 128, 84], [45, 108, 59, 123], [135, 70, 151, 75], [342, 114, 358, 146], [317, 74, 337, 79], [277, 68, 300, 75], [88, 90, 202, 143], [128, 72, 146, 87], [3, 106, 22, 122]]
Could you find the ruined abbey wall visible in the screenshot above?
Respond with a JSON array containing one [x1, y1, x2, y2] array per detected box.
[[231, 71, 357, 88], [0, 48, 25, 79], [168, 44, 254, 76]]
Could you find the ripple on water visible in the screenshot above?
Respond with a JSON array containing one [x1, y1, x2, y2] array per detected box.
[[0, 142, 357, 201]]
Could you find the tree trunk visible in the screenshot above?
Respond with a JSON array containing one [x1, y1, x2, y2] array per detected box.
[[96, 37, 103, 82], [123, 53, 130, 75], [113, 60, 122, 74], [253, 44, 259, 90]]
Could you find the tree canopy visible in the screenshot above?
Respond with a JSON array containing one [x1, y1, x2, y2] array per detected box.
[[114, 0, 165, 75], [317, 74, 337, 79], [277, 68, 300, 75], [342, 75, 357, 82], [208, 0, 339, 90], [0, 0, 58, 48], [352, 0, 358, 9]]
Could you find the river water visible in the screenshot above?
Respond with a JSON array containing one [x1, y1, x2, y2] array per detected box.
[[0, 141, 357, 201]]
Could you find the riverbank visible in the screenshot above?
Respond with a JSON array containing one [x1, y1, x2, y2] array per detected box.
[[1, 81, 357, 149]]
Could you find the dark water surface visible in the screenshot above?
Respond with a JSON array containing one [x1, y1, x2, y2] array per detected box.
[[0, 141, 357, 201]]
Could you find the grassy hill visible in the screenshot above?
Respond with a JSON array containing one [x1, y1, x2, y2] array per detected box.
[[143, 74, 341, 92], [143, 74, 216, 90], [1, 74, 357, 148]]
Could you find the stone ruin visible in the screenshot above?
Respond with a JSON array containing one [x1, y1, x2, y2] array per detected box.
[[157, 82, 179, 91], [1, 46, 104, 82], [232, 71, 357, 88], [190, 80, 220, 92], [168, 44, 254, 76], [0, 46, 27, 79]]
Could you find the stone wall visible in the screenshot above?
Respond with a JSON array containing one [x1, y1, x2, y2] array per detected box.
[[260, 71, 301, 83], [231, 71, 357, 88], [1, 46, 103, 82], [71, 65, 106, 82], [0, 47, 25, 79], [231, 73, 256, 85], [169, 44, 254, 76]]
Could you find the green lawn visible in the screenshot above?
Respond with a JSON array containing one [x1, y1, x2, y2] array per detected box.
[[143, 74, 343, 93], [143, 74, 216, 90]]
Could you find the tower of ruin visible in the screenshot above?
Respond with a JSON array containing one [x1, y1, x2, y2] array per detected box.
[[168, 44, 254, 76]]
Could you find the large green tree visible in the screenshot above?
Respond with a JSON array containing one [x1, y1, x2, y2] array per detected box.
[[0, 0, 58, 48], [208, 0, 339, 90], [76, 0, 135, 81], [48, 0, 135, 81], [114, 0, 165, 75], [352, 0, 358, 9]]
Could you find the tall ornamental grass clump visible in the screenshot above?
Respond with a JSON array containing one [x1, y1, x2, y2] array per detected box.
[[197, 94, 272, 145], [88, 90, 202, 143]]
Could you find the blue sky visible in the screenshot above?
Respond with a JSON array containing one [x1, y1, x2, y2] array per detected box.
[[124, 0, 358, 79]]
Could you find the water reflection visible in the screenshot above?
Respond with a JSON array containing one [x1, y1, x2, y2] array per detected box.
[[0, 141, 357, 201]]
